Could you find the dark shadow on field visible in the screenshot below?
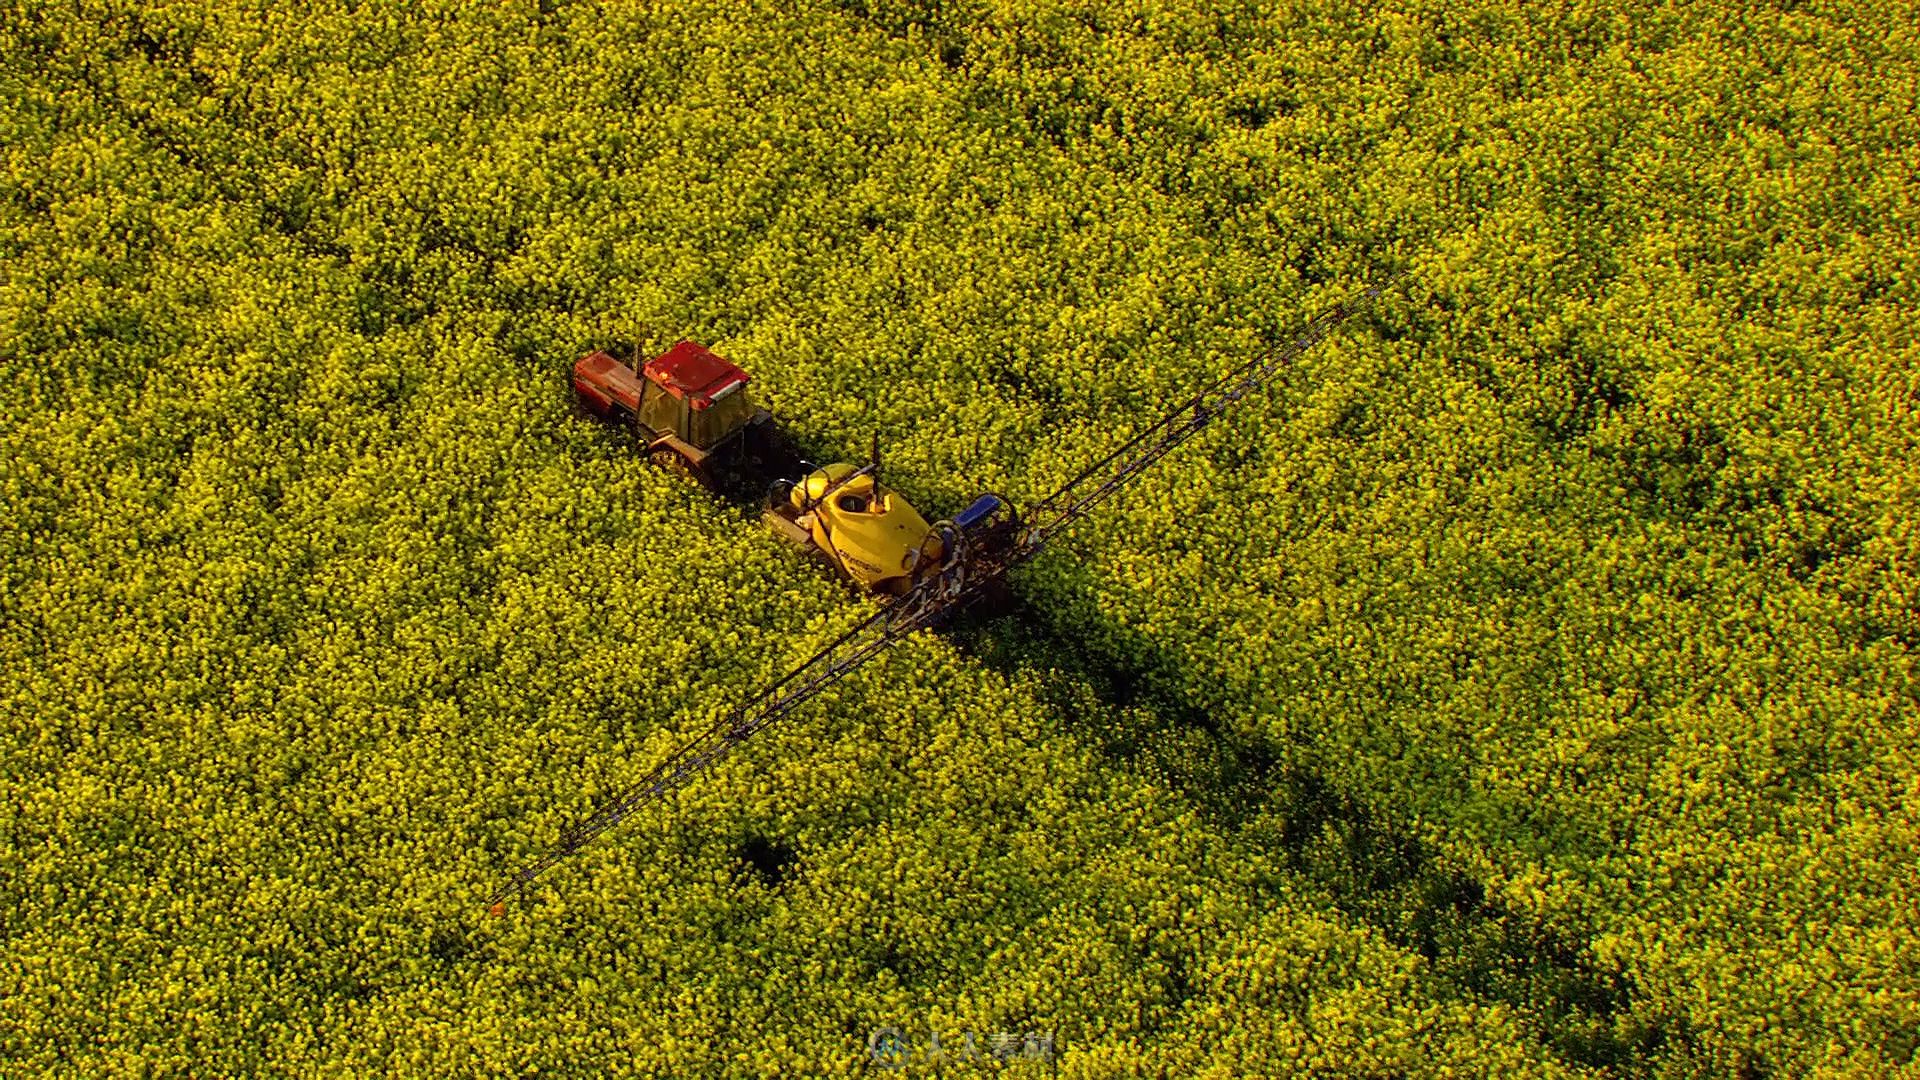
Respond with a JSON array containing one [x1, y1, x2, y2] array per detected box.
[[938, 584, 1679, 1073]]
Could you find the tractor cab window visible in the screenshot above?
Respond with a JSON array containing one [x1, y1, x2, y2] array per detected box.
[[640, 381, 685, 439], [689, 386, 754, 449]]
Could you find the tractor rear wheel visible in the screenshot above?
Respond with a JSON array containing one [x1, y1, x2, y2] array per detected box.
[[649, 448, 706, 487]]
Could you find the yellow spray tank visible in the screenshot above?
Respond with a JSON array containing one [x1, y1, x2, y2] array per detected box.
[[767, 461, 944, 595]]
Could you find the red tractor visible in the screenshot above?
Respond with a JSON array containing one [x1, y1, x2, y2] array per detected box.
[[572, 341, 789, 489]]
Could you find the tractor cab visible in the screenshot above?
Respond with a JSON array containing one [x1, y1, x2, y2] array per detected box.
[[638, 341, 757, 449], [573, 341, 773, 480]]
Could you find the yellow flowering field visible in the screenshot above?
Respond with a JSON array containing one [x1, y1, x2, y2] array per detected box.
[[2, 0, 1914, 1075]]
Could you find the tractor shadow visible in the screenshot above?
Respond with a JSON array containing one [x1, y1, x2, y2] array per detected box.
[[936, 581, 1675, 1074]]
